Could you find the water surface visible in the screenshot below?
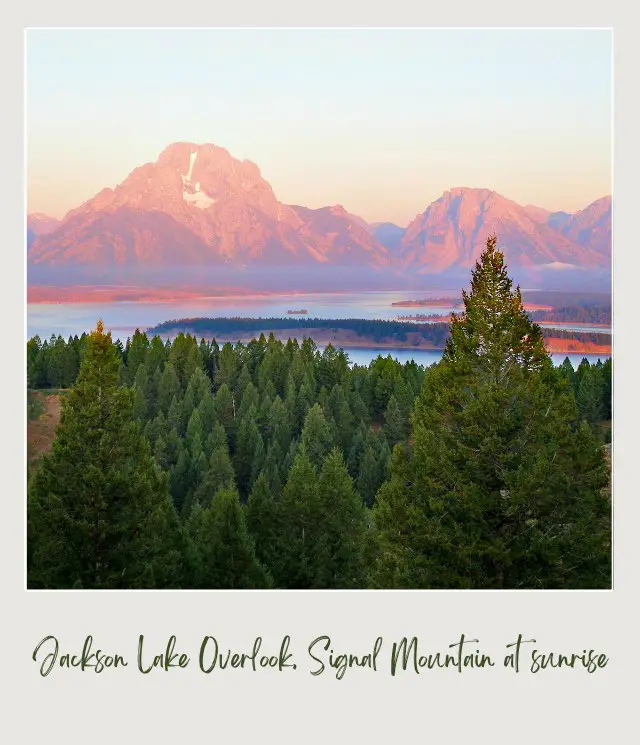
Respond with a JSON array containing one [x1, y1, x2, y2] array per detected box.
[[27, 291, 611, 371]]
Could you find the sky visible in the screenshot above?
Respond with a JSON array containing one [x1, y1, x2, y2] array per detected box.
[[26, 29, 612, 226]]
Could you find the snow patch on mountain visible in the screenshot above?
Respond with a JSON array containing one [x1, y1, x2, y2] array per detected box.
[[187, 150, 197, 182], [540, 262, 579, 271], [183, 189, 216, 209], [179, 149, 215, 208]]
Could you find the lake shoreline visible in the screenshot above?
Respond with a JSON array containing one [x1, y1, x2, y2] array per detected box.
[[152, 326, 611, 356]]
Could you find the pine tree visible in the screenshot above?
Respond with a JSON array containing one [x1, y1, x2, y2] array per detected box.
[[347, 425, 366, 481], [168, 333, 197, 388], [258, 343, 287, 396], [182, 368, 212, 419], [157, 363, 181, 413], [187, 490, 271, 588], [301, 403, 333, 470], [154, 434, 170, 471], [263, 441, 285, 495], [371, 236, 610, 589], [63, 341, 80, 387], [378, 439, 392, 484], [214, 343, 238, 391], [237, 381, 259, 421], [146, 334, 167, 377], [195, 445, 236, 508], [558, 357, 576, 390], [246, 473, 281, 579], [234, 408, 262, 497], [250, 436, 266, 490], [383, 394, 406, 446], [357, 445, 380, 507], [214, 383, 237, 444], [184, 343, 204, 383], [197, 392, 216, 435], [295, 380, 315, 432], [577, 365, 604, 425], [205, 420, 228, 457], [318, 344, 349, 391], [167, 395, 184, 436], [125, 330, 150, 383], [315, 449, 367, 588], [132, 384, 148, 422], [601, 358, 612, 421], [235, 364, 252, 401], [283, 437, 299, 475], [170, 444, 191, 514], [266, 396, 293, 454], [329, 384, 354, 452], [28, 320, 182, 589], [275, 448, 321, 588], [185, 408, 204, 456]]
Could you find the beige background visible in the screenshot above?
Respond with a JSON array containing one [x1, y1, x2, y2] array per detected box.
[[4, 4, 636, 742]]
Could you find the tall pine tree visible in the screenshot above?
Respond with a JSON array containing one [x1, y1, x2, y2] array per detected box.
[[371, 237, 610, 589], [28, 321, 183, 589]]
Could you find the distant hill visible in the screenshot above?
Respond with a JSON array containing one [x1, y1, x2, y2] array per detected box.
[[370, 222, 406, 250], [397, 187, 607, 273], [27, 213, 60, 249], [559, 196, 611, 257]]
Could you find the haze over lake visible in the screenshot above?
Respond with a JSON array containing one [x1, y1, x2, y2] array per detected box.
[[28, 290, 456, 336], [28, 290, 611, 370]]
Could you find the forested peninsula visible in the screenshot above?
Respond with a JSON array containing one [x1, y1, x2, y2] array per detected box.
[[149, 316, 611, 354]]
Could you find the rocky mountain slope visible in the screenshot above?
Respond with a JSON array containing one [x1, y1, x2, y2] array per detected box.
[[28, 142, 611, 280]]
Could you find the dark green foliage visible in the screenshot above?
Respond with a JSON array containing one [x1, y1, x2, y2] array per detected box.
[[237, 381, 259, 420], [28, 321, 183, 589], [186, 490, 270, 589], [529, 305, 611, 325], [601, 358, 612, 421], [576, 364, 604, 425], [301, 403, 333, 470], [157, 363, 181, 414], [315, 449, 368, 588], [371, 237, 611, 590], [197, 392, 216, 436], [272, 448, 321, 588], [206, 421, 228, 455], [124, 329, 150, 385], [214, 383, 237, 444], [383, 395, 406, 445], [27, 276, 611, 589], [263, 441, 285, 495], [260, 447, 367, 589], [246, 473, 281, 574], [214, 342, 239, 391], [183, 368, 212, 419], [234, 408, 263, 497], [193, 445, 236, 509], [357, 445, 380, 508]]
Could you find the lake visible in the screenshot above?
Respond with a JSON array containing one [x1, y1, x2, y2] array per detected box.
[[335, 347, 608, 369], [27, 291, 611, 370], [27, 289, 459, 339]]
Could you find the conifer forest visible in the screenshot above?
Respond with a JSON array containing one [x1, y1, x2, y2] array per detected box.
[[26, 238, 612, 589]]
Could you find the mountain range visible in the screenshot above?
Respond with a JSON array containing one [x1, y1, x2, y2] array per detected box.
[[27, 141, 611, 286]]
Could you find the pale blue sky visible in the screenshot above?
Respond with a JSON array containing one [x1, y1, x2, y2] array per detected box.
[[27, 28, 612, 225]]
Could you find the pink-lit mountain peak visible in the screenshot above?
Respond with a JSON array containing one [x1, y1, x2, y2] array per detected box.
[[561, 194, 611, 256], [27, 143, 611, 274], [157, 142, 265, 188], [28, 142, 388, 268], [56, 140, 280, 227], [399, 186, 607, 272]]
